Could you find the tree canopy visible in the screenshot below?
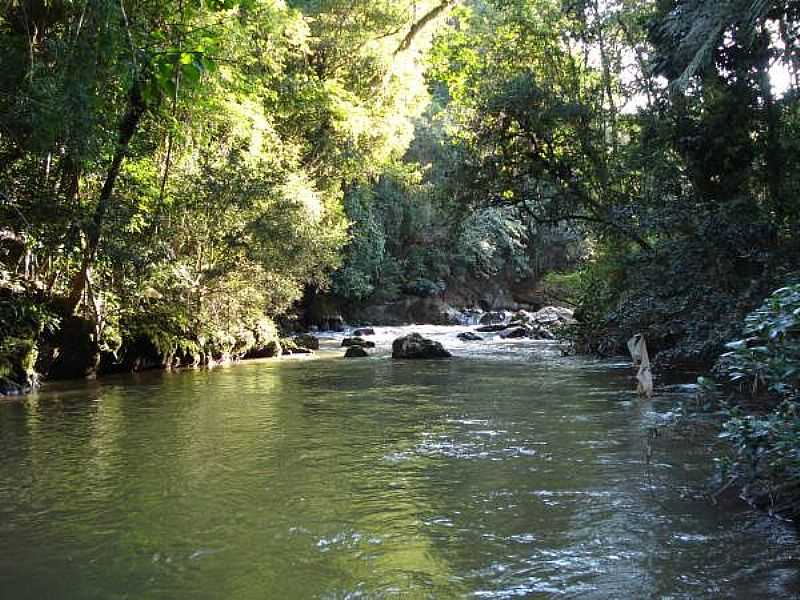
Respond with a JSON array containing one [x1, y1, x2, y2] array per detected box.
[[1, 0, 799, 382]]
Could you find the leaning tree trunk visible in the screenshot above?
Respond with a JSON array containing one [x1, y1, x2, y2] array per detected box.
[[65, 82, 147, 314]]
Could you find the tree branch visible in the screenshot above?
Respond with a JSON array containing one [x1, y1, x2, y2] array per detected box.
[[394, 0, 458, 56], [504, 196, 653, 253]]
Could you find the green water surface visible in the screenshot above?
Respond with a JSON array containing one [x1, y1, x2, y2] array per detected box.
[[0, 341, 797, 598]]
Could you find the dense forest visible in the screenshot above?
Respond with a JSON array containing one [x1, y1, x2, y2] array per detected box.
[[1, 1, 799, 510]]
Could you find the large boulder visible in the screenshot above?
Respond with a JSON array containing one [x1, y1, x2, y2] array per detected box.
[[344, 346, 370, 358], [294, 333, 320, 351], [443, 306, 466, 325], [348, 304, 407, 326], [352, 328, 375, 337], [276, 315, 302, 336], [304, 292, 341, 329], [406, 298, 462, 325], [342, 337, 376, 349], [461, 308, 484, 326], [509, 277, 548, 308], [392, 333, 452, 359]]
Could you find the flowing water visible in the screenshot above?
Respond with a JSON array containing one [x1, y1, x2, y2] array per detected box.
[[0, 325, 797, 599]]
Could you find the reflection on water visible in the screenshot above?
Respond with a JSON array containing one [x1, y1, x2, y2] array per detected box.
[[0, 326, 797, 599]]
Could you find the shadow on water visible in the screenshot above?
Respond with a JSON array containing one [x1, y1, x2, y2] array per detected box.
[[0, 326, 798, 598]]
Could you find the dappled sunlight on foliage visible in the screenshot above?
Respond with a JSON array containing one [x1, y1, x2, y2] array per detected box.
[[0, 0, 454, 371]]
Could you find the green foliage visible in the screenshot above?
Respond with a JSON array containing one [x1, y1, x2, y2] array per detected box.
[[333, 164, 450, 303], [1, 0, 446, 374], [707, 285, 800, 517], [421, 0, 800, 366], [0, 292, 58, 384], [456, 207, 530, 279], [718, 284, 800, 398], [405, 277, 446, 298], [718, 401, 800, 517], [332, 186, 388, 301]]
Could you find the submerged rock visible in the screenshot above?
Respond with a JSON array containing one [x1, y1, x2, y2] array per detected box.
[[294, 333, 320, 351], [342, 337, 376, 349], [352, 328, 375, 337], [344, 346, 370, 358], [458, 332, 484, 342], [392, 333, 452, 359]]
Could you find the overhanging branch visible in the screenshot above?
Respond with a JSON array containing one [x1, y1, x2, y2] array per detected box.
[[394, 0, 458, 56]]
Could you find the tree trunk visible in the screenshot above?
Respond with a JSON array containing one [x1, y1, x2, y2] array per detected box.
[[66, 81, 147, 313]]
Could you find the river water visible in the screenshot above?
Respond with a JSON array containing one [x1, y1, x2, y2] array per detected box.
[[0, 325, 797, 599]]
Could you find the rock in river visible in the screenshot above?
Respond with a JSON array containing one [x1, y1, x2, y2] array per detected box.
[[342, 337, 376, 348], [352, 328, 375, 336], [294, 333, 320, 351], [392, 333, 452, 359], [458, 332, 484, 342], [345, 346, 370, 358]]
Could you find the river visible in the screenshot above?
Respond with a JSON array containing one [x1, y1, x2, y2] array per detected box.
[[0, 325, 797, 598]]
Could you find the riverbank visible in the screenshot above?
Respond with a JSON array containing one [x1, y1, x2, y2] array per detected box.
[[0, 294, 575, 396]]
